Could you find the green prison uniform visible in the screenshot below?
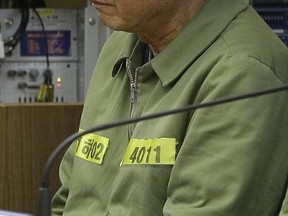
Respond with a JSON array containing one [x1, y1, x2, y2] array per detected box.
[[52, 0, 288, 215]]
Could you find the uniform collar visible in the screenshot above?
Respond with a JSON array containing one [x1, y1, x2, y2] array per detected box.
[[112, 0, 250, 86], [111, 33, 138, 77]]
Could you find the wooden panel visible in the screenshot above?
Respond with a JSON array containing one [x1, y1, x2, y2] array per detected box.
[[0, 103, 83, 215]]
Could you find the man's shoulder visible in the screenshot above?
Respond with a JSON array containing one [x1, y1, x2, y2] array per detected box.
[[98, 31, 136, 60], [105, 31, 135, 47]]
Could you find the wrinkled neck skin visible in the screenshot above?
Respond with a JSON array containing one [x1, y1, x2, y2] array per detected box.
[[136, 0, 207, 55]]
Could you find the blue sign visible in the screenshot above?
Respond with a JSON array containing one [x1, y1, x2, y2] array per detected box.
[[20, 30, 71, 56]]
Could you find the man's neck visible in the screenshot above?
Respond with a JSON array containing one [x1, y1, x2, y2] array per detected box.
[[136, 0, 207, 55]]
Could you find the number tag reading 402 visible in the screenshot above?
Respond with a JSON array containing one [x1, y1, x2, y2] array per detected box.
[[122, 138, 178, 165], [75, 133, 109, 165]]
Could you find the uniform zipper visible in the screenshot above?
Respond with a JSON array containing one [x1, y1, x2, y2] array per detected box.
[[126, 59, 140, 138]]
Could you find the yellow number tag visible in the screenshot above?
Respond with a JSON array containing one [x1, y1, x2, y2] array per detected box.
[[75, 132, 109, 165], [122, 138, 178, 165]]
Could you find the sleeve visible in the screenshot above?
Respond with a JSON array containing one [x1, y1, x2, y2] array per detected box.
[[163, 55, 288, 215], [51, 143, 76, 216]]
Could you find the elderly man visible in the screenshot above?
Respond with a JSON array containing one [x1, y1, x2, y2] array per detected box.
[[52, 0, 288, 215]]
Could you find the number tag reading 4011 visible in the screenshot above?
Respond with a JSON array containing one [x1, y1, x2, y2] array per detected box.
[[122, 138, 178, 165]]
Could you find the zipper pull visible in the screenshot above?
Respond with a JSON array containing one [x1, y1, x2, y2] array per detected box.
[[130, 83, 136, 103]]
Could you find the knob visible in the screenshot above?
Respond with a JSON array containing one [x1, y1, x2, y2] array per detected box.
[[29, 69, 40, 80], [7, 70, 17, 78]]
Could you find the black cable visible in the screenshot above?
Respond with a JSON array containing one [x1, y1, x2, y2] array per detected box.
[[4, 5, 29, 55], [31, 6, 51, 84], [41, 83, 288, 186], [7, 1, 29, 43], [3, 1, 51, 84], [38, 83, 288, 216]]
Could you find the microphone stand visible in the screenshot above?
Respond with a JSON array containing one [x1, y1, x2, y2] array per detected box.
[[38, 84, 288, 216]]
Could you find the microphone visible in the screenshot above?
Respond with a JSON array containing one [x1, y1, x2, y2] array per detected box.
[[38, 83, 288, 216]]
